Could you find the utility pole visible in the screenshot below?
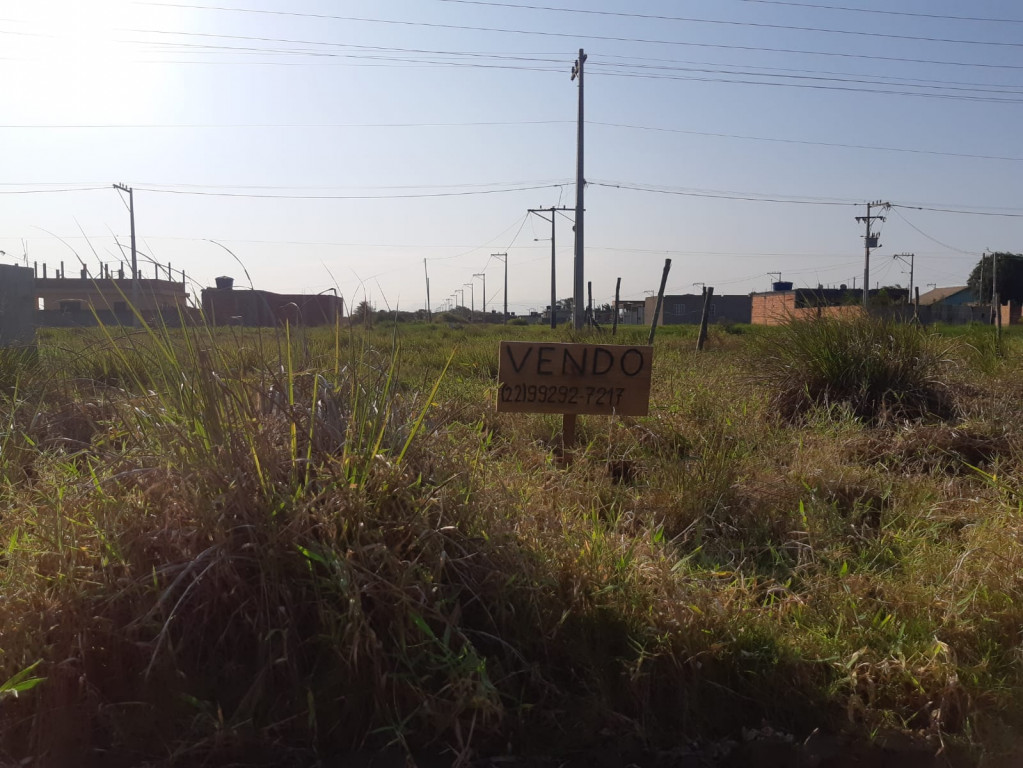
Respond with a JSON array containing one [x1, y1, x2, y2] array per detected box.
[[424, 258, 432, 321], [893, 253, 914, 302], [529, 206, 571, 330], [992, 250, 999, 325], [492, 252, 508, 323], [474, 272, 486, 318], [856, 200, 889, 309], [113, 183, 139, 324], [571, 49, 587, 331], [464, 282, 475, 320]]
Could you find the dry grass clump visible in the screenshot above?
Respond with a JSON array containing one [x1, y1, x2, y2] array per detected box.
[[748, 315, 961, 424]]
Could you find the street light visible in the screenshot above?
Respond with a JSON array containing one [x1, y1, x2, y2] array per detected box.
[[473, 272, 487, 317], [464, 282, 475, 319]]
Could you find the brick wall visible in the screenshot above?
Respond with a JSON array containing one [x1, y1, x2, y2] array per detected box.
[[751, 292, 865, 325]]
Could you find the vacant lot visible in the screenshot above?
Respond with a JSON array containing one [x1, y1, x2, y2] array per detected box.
[[1, 318, 1022, 766]]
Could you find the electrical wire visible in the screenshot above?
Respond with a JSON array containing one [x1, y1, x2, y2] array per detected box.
[[734, 0, 1023, 25], [432, 0, 1023, 48], [891, 209, 980, 254], [0, 186, 109, 194], [588, 122, 1023, 163], [130, 5, 1023, 71], [590, 180, 858, 206], [133, 183, 567, 199]]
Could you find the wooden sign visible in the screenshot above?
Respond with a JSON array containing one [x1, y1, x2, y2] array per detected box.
[[497, 341, 653, 416]]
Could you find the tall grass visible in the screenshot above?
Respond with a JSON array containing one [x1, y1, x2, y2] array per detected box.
[[749, 315, 961, 423], [1, 318, 1023, 765]]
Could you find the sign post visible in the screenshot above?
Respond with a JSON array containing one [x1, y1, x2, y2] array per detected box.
[[497, 341, 653, 454]]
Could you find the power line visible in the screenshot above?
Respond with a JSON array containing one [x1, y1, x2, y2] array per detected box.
[[3, 117, 1019, 164], [132, 183, 568, 199], [590, 181, 859, 206], [734, 0, 1023, 25], [432, 0, 1023, 48], [0, 186, 109, 194], [132, 5, 1023, 71], [0, 120, 573, 129], [110, 27, 1023, 102], [588, 60, 1023, 97], [892, 204, 1023, 219], [589, 122, 1023, 163]]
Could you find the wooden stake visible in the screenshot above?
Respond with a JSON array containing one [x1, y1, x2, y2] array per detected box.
[[647, 258, 672, 346], [696, 286, 714, 351], [612, 277, 621, 336]]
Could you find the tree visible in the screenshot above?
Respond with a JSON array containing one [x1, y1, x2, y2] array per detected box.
[[967, 252, 1023, 304], [353, 300, 373, 326]]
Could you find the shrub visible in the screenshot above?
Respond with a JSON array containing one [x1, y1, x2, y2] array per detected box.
[[748, 315, 959, 423]]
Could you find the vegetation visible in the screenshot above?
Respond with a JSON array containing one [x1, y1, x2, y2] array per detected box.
[[967, 251, 1023, 304], [750, 314, 960, 423], [1, 317, 1022, 766]]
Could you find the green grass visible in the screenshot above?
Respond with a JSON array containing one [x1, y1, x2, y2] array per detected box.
[[1, 317, 1022, 765]]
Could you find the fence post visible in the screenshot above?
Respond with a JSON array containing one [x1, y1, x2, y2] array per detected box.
[[696, 286, 714, 351], [647, 259, 672, 346]]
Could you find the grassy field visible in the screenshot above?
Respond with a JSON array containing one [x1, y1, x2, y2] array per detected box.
[[1, 316, 1022, 766]]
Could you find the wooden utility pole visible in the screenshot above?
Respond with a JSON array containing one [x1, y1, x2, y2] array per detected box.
[[587, 281, 593, 327], [571, 49, 587, 331], [697, 286, 714, 351], [856, 200, 889, 308], [612, 277, 621, 336], [113, 183, 139, 324], [647, 258, 672, 345]]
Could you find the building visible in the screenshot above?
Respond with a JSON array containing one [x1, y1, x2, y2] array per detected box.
[[918, 286, 974, 307], [202, 277, 344, 326], [32, 261, 192, 326], [617, 300, 646, 325], [751, 286, 909, 325], [0, 264, 35, 346], [644, 293, 752, 326]]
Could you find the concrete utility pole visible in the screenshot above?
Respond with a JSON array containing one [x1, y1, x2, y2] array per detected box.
[[571, 49, 587, 331], [424, 258, 432, 321], [529, 206, 571, 329], [464, 282, 474, 319], [113, 183, 139, 324], [856, 200, 890, 308], [894, 253, 914, 301], [492, 252, 508, 322], [992, 250, 999, 324], [474, 272, 486, 317]]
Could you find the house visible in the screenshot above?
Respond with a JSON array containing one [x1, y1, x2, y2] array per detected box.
[[918, 286, 973, 306], [645, 293, 751, 326], [33, 263, 191, 326], [617, 300, 645, 325], [202, 277, 344, 327]]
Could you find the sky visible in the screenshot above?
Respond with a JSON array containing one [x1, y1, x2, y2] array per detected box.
[[2, 0, 1022, 314]]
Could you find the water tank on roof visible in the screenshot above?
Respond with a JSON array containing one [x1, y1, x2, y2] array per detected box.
[[215, 276, 234, 290], [772, 281, 793, 292]]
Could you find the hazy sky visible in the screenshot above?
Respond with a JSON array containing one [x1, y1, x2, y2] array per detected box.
[[3, 0, 1022, 313]]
